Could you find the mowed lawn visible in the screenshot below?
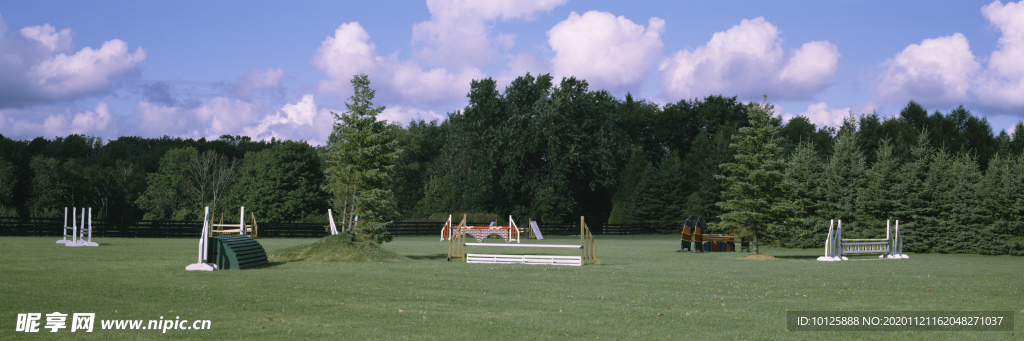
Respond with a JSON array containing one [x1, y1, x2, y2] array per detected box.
[[1, 235, 1020, 340]]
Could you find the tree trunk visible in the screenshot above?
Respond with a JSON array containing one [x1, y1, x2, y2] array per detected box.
[[751, 229, 760, 255]]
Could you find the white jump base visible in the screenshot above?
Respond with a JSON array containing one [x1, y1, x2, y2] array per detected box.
[[467, 254, 583, 266]]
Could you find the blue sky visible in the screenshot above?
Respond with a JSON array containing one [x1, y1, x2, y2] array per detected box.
[[1, 0, 1022, 144]]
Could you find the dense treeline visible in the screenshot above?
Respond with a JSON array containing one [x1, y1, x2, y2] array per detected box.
[[1, 73, 1023, 254]]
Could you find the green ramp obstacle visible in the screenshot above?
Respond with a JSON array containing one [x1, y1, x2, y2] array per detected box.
[[208, 235, 268, 269]]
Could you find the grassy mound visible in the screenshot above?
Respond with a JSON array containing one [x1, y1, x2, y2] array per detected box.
[[268, 233, 404, 262]]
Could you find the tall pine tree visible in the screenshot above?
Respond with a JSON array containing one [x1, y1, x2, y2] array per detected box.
[[716, 98, 793, 254], [325, 74, 401, 244]]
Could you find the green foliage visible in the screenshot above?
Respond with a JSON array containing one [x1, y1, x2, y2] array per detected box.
[[716, 98, 794, 254], [607, 147, 648, 224], [325, 74, 401, 244], [821, 118, 869, 237], [633, 152, 687, 232], [781, 141, 826, 247], [136, 147, 197, 220], [418, 74, 628, 224], [0, 157, 16, 217], [391, 120, 445, 219], [28, 156, 72, 217], [678, 124, 735, 231], [228, 141, 328, 223]]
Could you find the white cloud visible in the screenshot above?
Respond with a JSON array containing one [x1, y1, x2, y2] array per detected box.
[[548, 11, 664, 94], [874, 33, 980, 106], [135, 97, 266, 139], [19, 23, 73, 52], [658, 17, 839, 101], [0, 15, 146, 107], [0, 101, 117, 138], [379, 105, 446, 125], [412, 0, 567, 68], [242, 94, 335, 145], [232, 67, 287, 100], [798, 101, 850, 128], [975, 0, 1024, 110], [135, 93, 335, 145], [312, 22, 485, 109], [495, 52, 550, 90]]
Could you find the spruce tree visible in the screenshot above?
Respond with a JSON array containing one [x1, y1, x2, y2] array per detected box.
[[608, 147, 649, 224], [716, 98, 793, 254], [325, 74, 401, 244], [821, 117, 869, 237], [783, 140, 825, 247], [858, 139, 900, 236]]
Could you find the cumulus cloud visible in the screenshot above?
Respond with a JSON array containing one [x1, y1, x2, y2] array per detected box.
[[796, 101, 850, 128], [241, 94, 335, 145], [975, 0, 1024, 110], [872, 1, 1024, 112], [658, 17, 839, 101], [231, 67, 288, 100], [548, 11, 664, 93], [874, 33, 980, 106], [0, 101, 117, 138], [134, 93, 335, 145], [494, 52, 550, 90], [312, 22, 485, 110], [379, 105, 446, 125], [0, 15, 146, 108], [412, 0, 567, 68]]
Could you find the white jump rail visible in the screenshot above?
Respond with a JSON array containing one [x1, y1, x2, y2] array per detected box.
[[464, 243, 580, 248], [465, 243, 584, 266], [467, 254, 582, 266], [451, 216, 600, 266]]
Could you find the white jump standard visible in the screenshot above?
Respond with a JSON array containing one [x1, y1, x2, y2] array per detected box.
[[186, 207, 219, 271], [57, 207, 74, 244], [60, 207, 98, 247], [817, 219, 908, 261]]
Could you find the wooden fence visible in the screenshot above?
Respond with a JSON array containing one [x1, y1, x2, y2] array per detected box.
[[0, 217, 649, 238]]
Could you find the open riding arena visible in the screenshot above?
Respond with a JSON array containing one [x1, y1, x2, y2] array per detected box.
[[2, 222, 1020, 340]]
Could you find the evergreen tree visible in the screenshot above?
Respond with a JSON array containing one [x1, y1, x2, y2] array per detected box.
[[782, 141, 826, 247], [325, 74, 401, 244], [679, 124, 735, 230], [894, 131, 934, 252], [608, 147, 649, 224], [716, 98, 793, 254], [637, 152, 687, 231], [858, 139, 900, 235], [821, 117, 869, 237]]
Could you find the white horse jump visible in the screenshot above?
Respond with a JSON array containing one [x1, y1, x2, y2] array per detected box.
[[186, 207, 218, 271], [467, 254, 582, 266], [60, 207, 98, 247], [817, 219, 908, 261], [452, 216, 599, 266]]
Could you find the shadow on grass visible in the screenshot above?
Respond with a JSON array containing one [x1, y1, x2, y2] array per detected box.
[[261, 261, 300, 268], [405, 253, 448, 260]]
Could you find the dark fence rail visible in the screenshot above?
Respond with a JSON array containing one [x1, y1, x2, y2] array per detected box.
[[0, 217, 651, 238]]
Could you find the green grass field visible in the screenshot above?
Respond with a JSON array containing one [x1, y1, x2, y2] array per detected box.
[[2, 235, 1020, 340]]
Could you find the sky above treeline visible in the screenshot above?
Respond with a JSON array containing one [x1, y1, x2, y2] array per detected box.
[[1, 0, 1023, 145]]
